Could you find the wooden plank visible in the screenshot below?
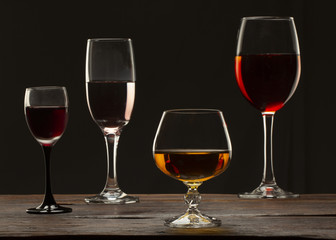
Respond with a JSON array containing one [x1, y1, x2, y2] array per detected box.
[[0, 194, 335, 239]]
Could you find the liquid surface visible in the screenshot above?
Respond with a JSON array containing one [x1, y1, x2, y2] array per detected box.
[[235, 54, 300, 113], [25, 106, 68, 146]]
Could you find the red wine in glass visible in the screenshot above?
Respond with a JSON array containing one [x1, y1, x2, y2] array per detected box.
[[24, 86, 72, 213], [235, 17, 301, 198], [84, 38, 138, 204]]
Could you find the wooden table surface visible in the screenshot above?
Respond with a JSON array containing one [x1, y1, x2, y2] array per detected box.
[[0, 194, 335, 239]]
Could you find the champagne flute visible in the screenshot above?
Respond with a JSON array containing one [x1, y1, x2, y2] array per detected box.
[[24, 86, 72, 214], [153, 109, 232, 228], [85, 38, 138, 204], [235, 16, 301, 198]]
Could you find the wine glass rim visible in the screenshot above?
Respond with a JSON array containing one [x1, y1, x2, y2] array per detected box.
[[163, 109, 222, 114], [26, 86, 66, 91], [242, 16, 293, 21], [87, 38, 131, 42]]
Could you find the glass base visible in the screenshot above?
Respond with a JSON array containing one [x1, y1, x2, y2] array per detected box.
[[26, 204, 72, 214], [165, 211, 221, 228], [85, 189, 139, 204], [238, 183, 299, 199]]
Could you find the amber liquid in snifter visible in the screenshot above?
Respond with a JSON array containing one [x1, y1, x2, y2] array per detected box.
[[154, 149, 231, 182]]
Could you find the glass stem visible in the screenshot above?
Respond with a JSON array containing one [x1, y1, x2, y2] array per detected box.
[[184, 182, 202, 214], [261, 113, 276, 185], [103, 133, 120, 192], [41, 145, 56, 206]]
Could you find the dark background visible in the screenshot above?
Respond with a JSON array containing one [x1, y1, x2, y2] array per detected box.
[[0, 0, 335, 195]]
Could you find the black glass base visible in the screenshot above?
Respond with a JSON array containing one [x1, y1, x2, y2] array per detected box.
[[26, 204, 72, 214]]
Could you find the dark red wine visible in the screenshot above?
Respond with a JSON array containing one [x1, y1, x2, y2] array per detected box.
[[25, 106, 68, 146], [235, 54, 300, 113], [86, 81, 135, 129]]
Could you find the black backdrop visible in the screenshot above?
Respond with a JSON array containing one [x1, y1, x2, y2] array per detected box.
[[1, 0, 335, 195]]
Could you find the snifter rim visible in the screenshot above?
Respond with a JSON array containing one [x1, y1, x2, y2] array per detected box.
[[242, 16, 294, 21], [163, 109, 222, 114]]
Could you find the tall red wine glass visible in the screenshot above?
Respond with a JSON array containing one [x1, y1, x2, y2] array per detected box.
[[24, 86, 72, 213], [85, 38, 138, 204], [235, 17, 301, 198]]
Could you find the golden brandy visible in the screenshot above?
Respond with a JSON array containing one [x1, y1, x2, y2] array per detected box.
[[154, 149, 231, 182]]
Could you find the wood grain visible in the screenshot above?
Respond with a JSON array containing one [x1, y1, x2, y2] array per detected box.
[[0, 194, 335, 239]]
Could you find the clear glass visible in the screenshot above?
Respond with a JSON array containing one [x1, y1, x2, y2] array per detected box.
[[153, 109, 232, 228], [24, 86, 72, 214], [235, 16, 301, 198], [85, 38, 138, 204]]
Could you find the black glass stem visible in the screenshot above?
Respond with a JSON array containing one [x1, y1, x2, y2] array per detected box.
[[236, 17, 300, 198], [26, 146, 72, 214]]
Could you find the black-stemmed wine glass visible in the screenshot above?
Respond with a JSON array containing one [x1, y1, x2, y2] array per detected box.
[[24, 86, 72, 214]]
